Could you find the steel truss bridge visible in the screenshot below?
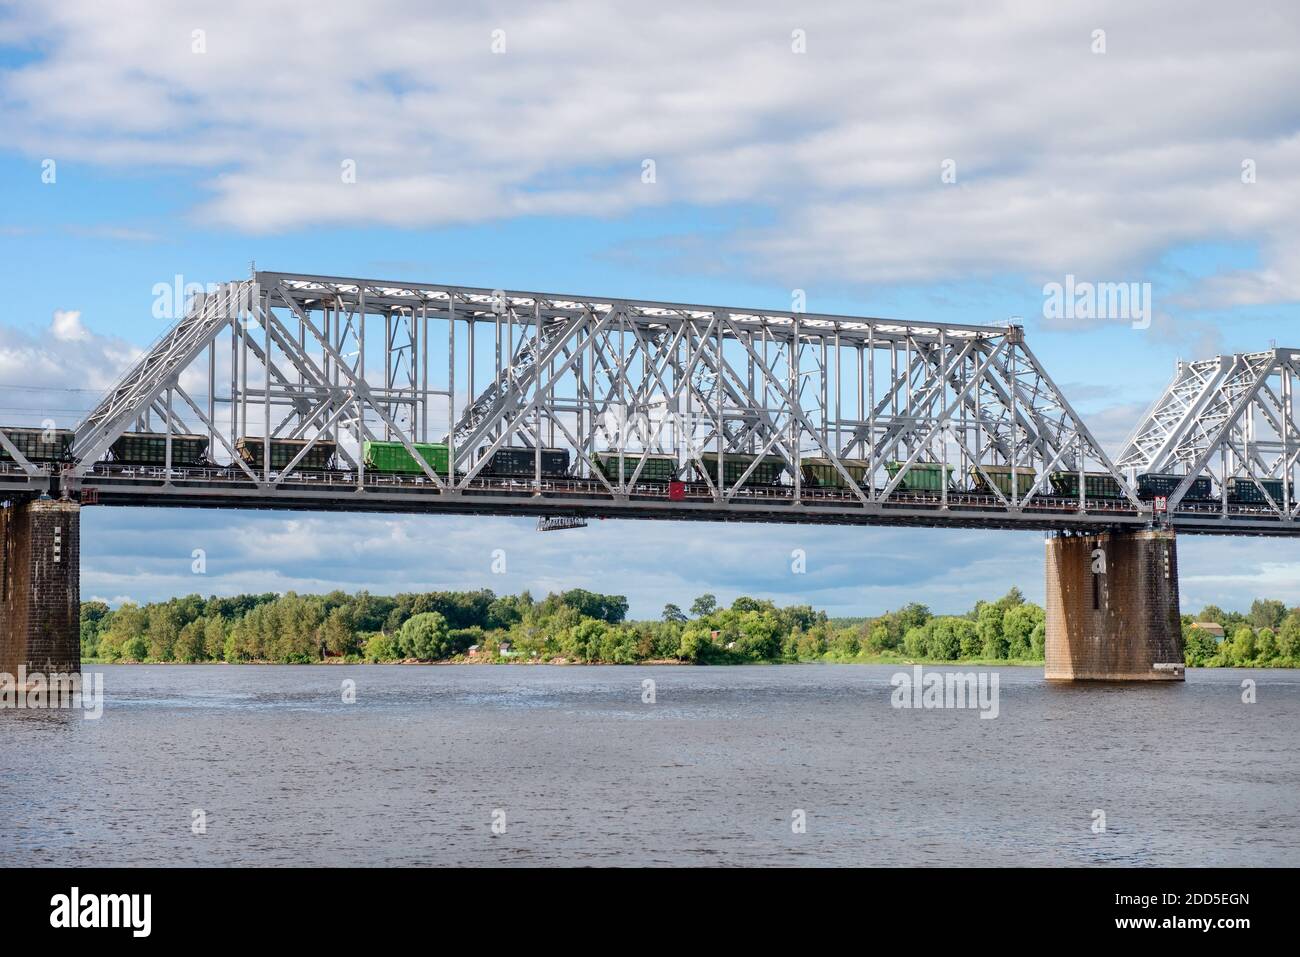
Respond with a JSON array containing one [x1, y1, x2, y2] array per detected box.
[[0, 269, 1296, 536]]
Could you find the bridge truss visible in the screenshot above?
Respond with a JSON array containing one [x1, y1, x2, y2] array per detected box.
[[0, 269, 1293, 534], [1119, 348, 1300, 519]]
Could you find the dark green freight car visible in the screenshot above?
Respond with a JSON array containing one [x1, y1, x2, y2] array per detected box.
[[1048, 471, 1125, 499], [970, 464, 1037, 498], [0, 427, 73, 463], [363, 440, 450, 475], [592, 451, 677, 483], [694, 451, 787, 486], [799, 457, 870, 488], [477, 446, 570, 478], [884, 460, 953, 491], [111, 431, 209, 467], [1135, 472, 1214, 501], [235, 437, 337, 471], [1226, 477, 1291, 505]]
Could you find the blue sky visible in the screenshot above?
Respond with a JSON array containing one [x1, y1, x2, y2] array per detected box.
[[1, 1, 1299, 617]]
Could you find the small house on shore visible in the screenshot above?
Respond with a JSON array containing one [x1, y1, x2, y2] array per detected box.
[[1190, 622, 1226, 643]]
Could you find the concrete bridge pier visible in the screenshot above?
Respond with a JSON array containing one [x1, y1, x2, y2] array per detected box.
[[1044, 527, 1184, 681], [0, 499, 80, 685]]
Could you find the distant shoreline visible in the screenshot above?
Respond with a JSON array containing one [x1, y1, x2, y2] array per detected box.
[[79, 656, 1076, 668]]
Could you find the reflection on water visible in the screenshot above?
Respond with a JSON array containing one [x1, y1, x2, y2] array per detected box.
[[2, 664, 1297, 866]]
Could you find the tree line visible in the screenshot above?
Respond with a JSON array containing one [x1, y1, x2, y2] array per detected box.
[[1182, 599, 1300, 667], [80, 586, 1046, 665], [77, 587, 1299, 667]]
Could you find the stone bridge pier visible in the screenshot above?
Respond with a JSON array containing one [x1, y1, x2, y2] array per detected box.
[[1044, 527, 1184, 681], [0, 498, 80, 685]]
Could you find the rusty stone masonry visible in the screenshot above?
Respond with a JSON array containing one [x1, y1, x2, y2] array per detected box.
[[0, 499, 80, 683], [1045, 527, 1184, 681]]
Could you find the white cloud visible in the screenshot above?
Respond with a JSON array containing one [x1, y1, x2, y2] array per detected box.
[[0, 310, 142, 427], [1, 1, 1297, 300], [50, 308, 88, 342], [79, 503, 1300, 618], [79, 505, 1052, 617]]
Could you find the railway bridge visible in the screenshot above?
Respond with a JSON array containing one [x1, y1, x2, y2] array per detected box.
[[3, 270, 1297, 683]]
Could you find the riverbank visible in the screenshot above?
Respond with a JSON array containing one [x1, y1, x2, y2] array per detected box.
[[78, 655, 1080, 668], [78, 586, 1300, 669]]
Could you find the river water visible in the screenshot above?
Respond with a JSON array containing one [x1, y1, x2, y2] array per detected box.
[[2, 664, 1297, 866]]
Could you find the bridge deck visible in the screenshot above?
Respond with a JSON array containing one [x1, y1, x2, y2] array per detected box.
[[2, 465, 1293, 536]]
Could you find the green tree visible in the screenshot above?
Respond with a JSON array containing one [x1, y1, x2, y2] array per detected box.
[[897, 602, 932, 634], [903, 625, 929, 659], [1029, 621, 1046, 659], [558, 618, 610, 662], [172, 620, 205, 662], [662, 603, 687, 623], [796, 629, 828, 659], [556, 589, 628, 624], [98, 602, 145, 661], [954, 619, 981, 659], [1229, 626, 1256, 665], [677, 626, 710, 662], [363, 631, 400, 662], [977, 603, 1007, 659], [733, 610, 783, 660], [826, 627, 860, 660], [487, 592, 531, 629], [925, 618, 961, 661], [398, 612, 451, 660], [1003, 604, 1043, 660], [1248, 599, 1286, 632], [1182, 622, 1218, 667], [596, 626, 639, 663], [79, 601, 111, 659], [689, 594, 718, 618], [322, 606, 357, 656], [864, 623, 895, 653], [645, 621, 684, 659], [146, 604, 182, 661], [1255, 627, 1278, 663], [202, 615, 227, 660], [1278, 611, 1300, 662]]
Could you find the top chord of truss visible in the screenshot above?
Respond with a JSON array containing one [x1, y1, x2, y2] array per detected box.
[[260, 270, 1012, 345]]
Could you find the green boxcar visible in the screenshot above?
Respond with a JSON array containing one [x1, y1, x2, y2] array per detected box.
[[592, 451, 677, 483], [970, 464, 1037, 497], [884, 460, 954, 491], [800, 457, 870, 488], [695, 452, 787, 486], [1226, 477, 1290, 505], [0, 427, 72, 463], [1048, 471, 1125, 499], [364, 440, 450, 475], [111, 432, 209, 467], [236, 437, 337, 471]]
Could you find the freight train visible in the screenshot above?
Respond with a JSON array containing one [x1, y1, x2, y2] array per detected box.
[[0, 426, 73, 462], [2, 426, 1293, 506]]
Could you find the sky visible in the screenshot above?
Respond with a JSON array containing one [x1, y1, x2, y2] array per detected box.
[[1, 0, 1298, 617]]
